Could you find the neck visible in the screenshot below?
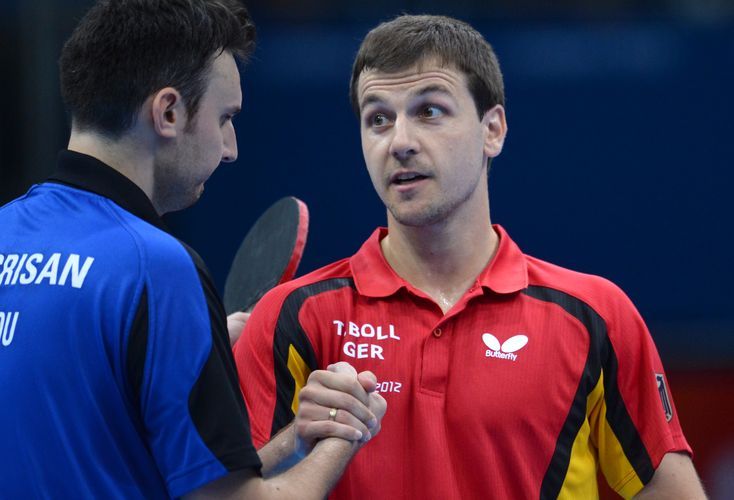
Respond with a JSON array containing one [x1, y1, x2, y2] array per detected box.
[[381, 202, 498, 314], [67, 128, 155, 204]]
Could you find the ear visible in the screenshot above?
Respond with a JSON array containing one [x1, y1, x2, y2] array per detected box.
[[150, 87, 185, 139], [481, 104, 508, 159]]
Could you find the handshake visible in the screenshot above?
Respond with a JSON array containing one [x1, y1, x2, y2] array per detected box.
[[228, 313, 386, 469], [293, 362, 388, 457]]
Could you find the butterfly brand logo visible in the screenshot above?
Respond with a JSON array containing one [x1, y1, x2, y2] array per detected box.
[[482, 333, 528, 362]]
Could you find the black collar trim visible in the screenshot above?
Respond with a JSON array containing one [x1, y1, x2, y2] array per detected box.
[[48, 150, 167, 232]]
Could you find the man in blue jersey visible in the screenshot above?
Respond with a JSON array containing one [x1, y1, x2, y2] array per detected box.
[[0, 0, 384, 498]]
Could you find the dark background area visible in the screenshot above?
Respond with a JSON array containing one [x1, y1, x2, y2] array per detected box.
[[1, 0, 732, 496]]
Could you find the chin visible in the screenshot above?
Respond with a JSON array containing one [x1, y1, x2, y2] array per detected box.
[[192, 183, 205, 199], [176, 190, 202, 212], [389, 201, 447, 227], [391, 210, 444, 227]]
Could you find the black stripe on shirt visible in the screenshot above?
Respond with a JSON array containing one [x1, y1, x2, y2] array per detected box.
[[523, 285, 654, 499], [271, 278, 355, 436], [182, 243, 262, 472], [126, 286, 149, 418]]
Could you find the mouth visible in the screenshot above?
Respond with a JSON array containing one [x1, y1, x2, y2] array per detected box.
[[390, 171, 430, 186]]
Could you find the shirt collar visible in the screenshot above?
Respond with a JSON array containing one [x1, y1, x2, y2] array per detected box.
[[48, 150, 167, 232], [477, 224, 528, 294], [350, 224, 528, 298], [350, 228, 403, 297]]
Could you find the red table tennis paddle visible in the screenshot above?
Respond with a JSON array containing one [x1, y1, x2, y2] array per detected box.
[[223, 196, 309, 314]]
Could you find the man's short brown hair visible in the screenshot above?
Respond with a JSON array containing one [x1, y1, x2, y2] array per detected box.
[[350, 15, 505, 119], [60, 0, 256, 137]]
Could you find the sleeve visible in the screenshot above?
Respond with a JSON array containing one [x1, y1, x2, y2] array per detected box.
[[232, 284, 319, 449], [590, 284, 691, 498], [127, 243, 261, 498]]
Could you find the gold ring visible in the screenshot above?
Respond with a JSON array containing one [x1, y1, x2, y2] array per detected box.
[[328, 408, 338, 421]]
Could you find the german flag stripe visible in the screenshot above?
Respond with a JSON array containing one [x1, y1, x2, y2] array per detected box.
[[523, 286, 653, 498], [270, 278, 355, 436]]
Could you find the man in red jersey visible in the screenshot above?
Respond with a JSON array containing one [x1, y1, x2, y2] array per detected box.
[[234, 14, 705, 499]]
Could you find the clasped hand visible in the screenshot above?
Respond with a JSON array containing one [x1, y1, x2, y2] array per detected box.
[[294, 362, 387, 456]]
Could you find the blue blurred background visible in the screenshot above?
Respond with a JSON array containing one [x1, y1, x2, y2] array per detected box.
[[1, 0, 732, 495]]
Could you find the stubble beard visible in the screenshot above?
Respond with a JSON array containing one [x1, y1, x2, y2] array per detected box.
[[386, 197, 447, 227], [385, 175, 483, 228], [152, 148, 200, 215]]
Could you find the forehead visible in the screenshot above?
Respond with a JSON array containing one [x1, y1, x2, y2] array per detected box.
[[357, 60, 470, 106]]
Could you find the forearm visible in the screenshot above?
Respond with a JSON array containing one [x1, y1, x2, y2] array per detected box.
[[257, 423, 301, 477], [260, 437, 357, 498], [633, 452, 706, 499], [185, 437, 357, 500], [192, 413, 370, 498]]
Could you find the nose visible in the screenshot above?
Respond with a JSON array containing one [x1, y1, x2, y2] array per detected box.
[[221, 122, 238, 163], [388, 116, 419, 162]]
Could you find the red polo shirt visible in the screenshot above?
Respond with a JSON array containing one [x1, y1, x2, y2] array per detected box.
[[234, 225, 690, 499]]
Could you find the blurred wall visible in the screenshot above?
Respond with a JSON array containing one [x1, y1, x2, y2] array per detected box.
[[1, 0, 732, 496]]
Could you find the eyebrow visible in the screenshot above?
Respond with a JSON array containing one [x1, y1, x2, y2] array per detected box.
[[360, 83, 455, 112], [414, 84, 453, 98], [360, 94, 384, 112]]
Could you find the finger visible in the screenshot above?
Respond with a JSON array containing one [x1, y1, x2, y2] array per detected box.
[[298, 389, 376, 428], [331, 406, 375, 440], [357, 393, 386, 439], [296, 420, 365, 443], [328, 406, 373, 440], [357, 371, 377, 393], [227, 311, 250, 321], [369, 392, 387, 420], [327, 361, 358, 376], [307, 370, 370, 406], [226, 311, 250, 346]]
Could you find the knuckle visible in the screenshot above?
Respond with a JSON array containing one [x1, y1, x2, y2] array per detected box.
[[346, 416, 369, 435], [307, 369, 327, 383], [298, 386, 315, 401], [295, 421, 309, 436], [333, 361, 357, 375], [344, 399, 368, 421], [347, 379, 366, 399]]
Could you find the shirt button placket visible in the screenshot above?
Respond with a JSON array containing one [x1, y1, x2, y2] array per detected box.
[[421, 324, 450, 394]]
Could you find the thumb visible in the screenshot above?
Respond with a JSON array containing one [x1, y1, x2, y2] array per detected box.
[[357, 370, 377, 393]]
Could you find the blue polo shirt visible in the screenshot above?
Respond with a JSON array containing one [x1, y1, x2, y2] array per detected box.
[[0, 151, 261, 498]]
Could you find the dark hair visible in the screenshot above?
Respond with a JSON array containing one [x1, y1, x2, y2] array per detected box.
[[59, 0, 256, 137], [350, 15, 504, 119]]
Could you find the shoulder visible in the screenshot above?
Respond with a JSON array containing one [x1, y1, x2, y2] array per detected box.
[[254, 257, 354, 312], [26, 182, 195, 272], [523, 254, 656, 372], [130, 223, 201, 283], [62, 184, 207, 300], [524, 254, 638, 323], [240, 258, 355, 341]]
